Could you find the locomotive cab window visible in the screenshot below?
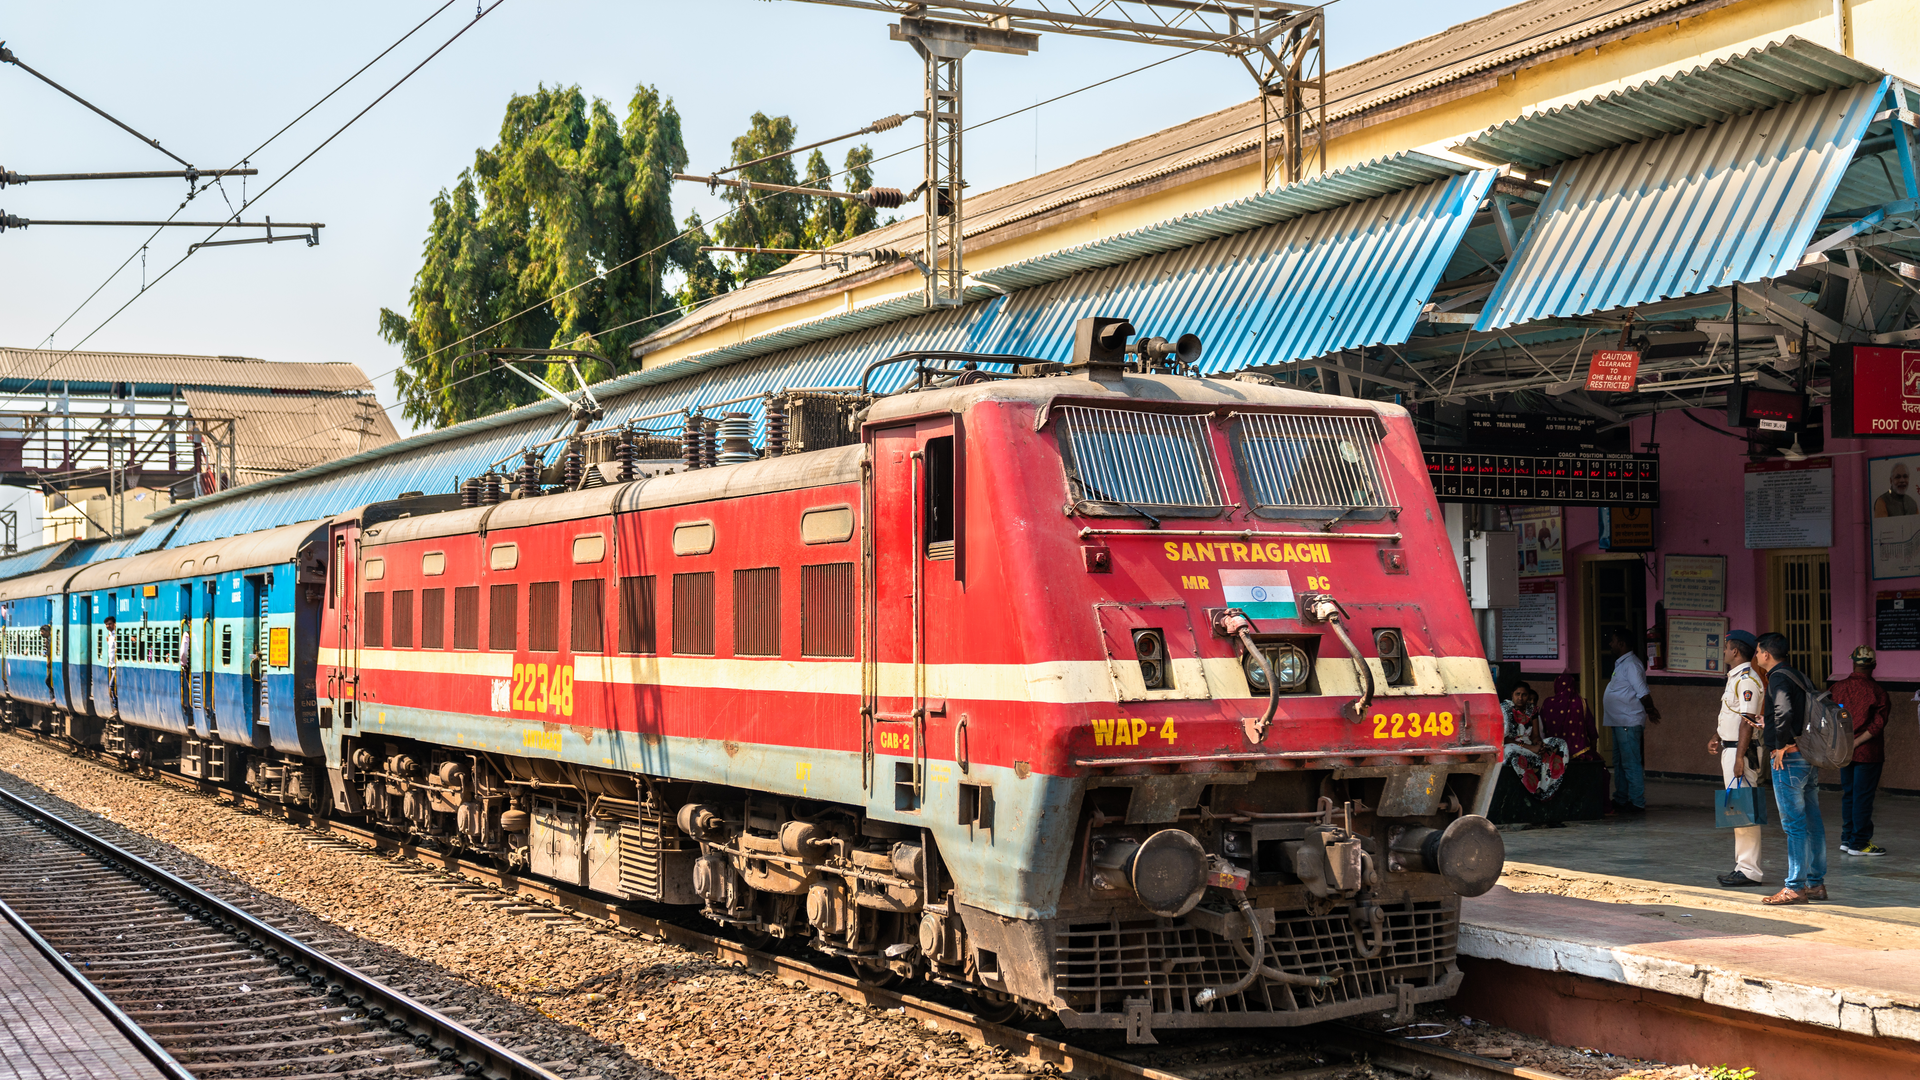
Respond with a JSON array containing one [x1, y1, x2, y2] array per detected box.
[[1231, 410, 1398, 521], [924, 436, 955, 560], [1056, 405, 1226, 516]]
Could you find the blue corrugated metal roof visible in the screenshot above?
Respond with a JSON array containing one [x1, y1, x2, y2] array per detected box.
[[1475, 78, 1889, 331], [0, 541, 73, 581], [1451, 37, 1884, 172]]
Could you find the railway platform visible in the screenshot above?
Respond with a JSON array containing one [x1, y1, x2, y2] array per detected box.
[[0, 899, 173, 1080], [1456, 778, 1920, 1077]]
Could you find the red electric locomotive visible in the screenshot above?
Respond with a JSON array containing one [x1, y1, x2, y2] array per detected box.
[[316, 317, 1504, 1042]]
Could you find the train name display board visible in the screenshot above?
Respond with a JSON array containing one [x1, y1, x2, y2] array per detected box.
[[1831, 343, 1920, 438], [1424, 451, 1659, 505]]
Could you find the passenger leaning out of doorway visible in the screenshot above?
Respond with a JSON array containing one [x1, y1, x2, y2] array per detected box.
[[1709, 630, 1765, 887], [1603, 628, 1661, 814], [1755, 633, 1827, 905], [1829, 645, 1891, 857]]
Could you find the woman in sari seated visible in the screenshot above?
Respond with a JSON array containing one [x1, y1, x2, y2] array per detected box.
[[1500, 684, 1570, 800]]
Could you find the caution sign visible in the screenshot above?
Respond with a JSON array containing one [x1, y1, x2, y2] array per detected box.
[[269, 627, 290, 668], [1586, 349, 1641, 393]]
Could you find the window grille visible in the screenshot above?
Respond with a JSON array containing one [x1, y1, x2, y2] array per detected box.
[[734, 567, 781, 657], [421, 588, 446, 649], [362, 592, 385, 648], [571, 580, 604, 653], [672, 572, 715, 655], [618, 576, 656, 654], [801, 563, 856, 658], [1232, 411, 1398, 515], [1057, 406, 1225, 510], [391, 590, 415, 649], [490, 584, 518, 652], [528, 582, 560, 652], [452, 587, 479, 650]]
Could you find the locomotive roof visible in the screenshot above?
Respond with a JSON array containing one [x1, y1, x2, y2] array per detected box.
[[861, 369, 1411, 425], [65, 518, 329, 593]]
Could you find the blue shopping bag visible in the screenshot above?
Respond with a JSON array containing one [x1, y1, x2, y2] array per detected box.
[[1714, 777, 1769, 829]]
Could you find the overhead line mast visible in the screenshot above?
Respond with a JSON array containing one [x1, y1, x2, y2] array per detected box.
[[766, 1, 1327, 308]]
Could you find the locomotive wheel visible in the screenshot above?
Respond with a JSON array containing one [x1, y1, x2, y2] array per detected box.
[[849, 957, 901, 989], [970, 996, 1020, 1024]]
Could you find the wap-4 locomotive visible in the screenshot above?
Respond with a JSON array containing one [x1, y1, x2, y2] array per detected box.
[[0, 318, 1504, 1041]]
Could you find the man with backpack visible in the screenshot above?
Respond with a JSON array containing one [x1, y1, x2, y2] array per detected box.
[[1753, 633, 1828, 905]]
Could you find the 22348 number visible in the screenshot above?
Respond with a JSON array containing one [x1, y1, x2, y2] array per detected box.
[[1371, 711, 1455, 739], [511, 662, 575, 718]]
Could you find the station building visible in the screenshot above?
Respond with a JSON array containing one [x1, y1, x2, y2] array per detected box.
[[77, 0, 1920, 796]]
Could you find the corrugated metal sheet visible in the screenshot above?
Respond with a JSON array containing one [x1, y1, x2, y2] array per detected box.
[[1475, 78, 1890, 331], [153, 168, 1492, 547], [179, 388, 401, 477], [1452, 37, 1884, 171], [630, 0, 1718, 357], [0, 541, 74, 580], [0, 348, 377, 393]]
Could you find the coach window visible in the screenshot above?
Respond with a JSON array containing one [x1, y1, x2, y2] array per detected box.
[[572, 579, 604, 653], [490, 583, 518, 651], [801, 507, 854, 545], [333, 537, 346, 606], [364, 558, 385, 581], [452, 587, 479, 650], [363, 592, 386, 648], [672, 522, 714, 556], [422, 551, 446, 576], [618, 576, 656, 654], [573, 534, 605, 563], [924, 435, 955, 560], [421, 588, 446, 649], [529, 582, 560, 652]]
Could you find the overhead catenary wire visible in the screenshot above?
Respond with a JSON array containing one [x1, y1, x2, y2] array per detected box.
[[0, 41, 194, 168]]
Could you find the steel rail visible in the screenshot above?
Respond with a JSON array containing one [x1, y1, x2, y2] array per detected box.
[[0, 780, 561, 1080], [0, 894, 198, 1080], [1, 725, 1564, 1080]]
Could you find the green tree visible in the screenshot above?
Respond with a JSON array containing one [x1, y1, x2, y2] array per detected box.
[[712, 112, 804, 281], [674, 210, 733, 310], [380, 83, 690, 428]]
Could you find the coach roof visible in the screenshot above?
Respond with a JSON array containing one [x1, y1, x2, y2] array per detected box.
[[67, 519, 328, 593]]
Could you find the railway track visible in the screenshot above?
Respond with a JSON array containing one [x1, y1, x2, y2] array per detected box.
[[1, 727, 1571, 1080], [0, 780, 561, 1080]]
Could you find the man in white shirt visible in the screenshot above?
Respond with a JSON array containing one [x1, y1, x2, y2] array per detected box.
[[1709, 630, 1765, 886], [1603, 628, 1662, 813]]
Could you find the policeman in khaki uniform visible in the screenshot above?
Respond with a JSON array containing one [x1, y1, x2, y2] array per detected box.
[[1709, 629, 1766, 887]]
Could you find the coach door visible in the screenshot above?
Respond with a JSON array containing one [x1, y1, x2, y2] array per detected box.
[[866, 416, 962, 809], [77, 596, 94, 712], [327, 523, 361, 727]]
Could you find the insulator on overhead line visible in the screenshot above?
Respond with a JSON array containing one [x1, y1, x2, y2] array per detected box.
[[868, 113, 909, 133], [764, 399, 788, 457], [863, 187, 905, 210], [562, 441, 584, 490], [716, 412, 755, 466], [615, 428, 636, 483], [682, 414, 703, 471]]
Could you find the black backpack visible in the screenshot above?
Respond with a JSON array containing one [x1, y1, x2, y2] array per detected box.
[[1780, 667, 1854, 770]]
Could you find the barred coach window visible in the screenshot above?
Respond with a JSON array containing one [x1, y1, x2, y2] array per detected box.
[[421, 588, 446, 649], [490, 584, 518, 652]]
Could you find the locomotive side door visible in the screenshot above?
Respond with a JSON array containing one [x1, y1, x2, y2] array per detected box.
[[325, 522, 361, 728], [866, 416, 962, 810]]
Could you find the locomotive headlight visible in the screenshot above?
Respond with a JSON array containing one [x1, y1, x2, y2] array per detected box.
[[1374, 628, 1406, 685], [1243, 642, 1310, 693], [1132, 628, 1168, 690]]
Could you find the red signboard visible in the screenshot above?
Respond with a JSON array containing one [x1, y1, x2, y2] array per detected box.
[[1832, 344, 1920, 438], [1586, 349, 1641, 392]]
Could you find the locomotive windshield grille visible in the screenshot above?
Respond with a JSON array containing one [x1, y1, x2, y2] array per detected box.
[[1058, 406, 1226, 512], [1233, 411, 1398, 516]]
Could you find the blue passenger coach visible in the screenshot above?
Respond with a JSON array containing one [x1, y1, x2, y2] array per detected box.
[[3, 521, 328, 786]]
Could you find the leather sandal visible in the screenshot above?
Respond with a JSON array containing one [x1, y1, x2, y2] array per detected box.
[[1804, 885, 1828, 901], [1762, 888, 1807, 905]]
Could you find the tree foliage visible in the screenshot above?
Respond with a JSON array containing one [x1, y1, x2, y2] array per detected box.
[[380, 83, 693, 429], [712, 113, 885, 284]]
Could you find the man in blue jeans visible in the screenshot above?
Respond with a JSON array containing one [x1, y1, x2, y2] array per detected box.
[[1602, 629, 1661, 813], [1753, 633, 1827, 905]]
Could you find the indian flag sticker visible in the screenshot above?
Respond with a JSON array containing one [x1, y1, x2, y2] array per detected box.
[[1220, 569, 1296, 620]]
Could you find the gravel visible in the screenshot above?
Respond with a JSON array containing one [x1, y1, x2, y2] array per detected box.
[[0, 738, 1048, 1080]]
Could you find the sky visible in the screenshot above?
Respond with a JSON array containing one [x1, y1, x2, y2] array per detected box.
[[0, 0, 1475, 541]]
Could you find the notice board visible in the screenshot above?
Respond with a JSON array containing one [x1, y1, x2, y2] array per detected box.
[[1876, 591, 1920, 651], [1744, 458, 1833, 549], [1667, 615, 1730, 676], [1502, 580, 1559, 660], [1663, 555, 1727, 613]]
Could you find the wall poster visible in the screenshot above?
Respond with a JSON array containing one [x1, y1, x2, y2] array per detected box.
[[1744, 458, 1833, 549], [1870, 452, 1920, 578], [1502, 580, 1560, 661], [1501, 506, 1563, 577], [1666, 615, 1730, 676], [1875, 591, 1920, 651], [1663, 554, 1727, 613]]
